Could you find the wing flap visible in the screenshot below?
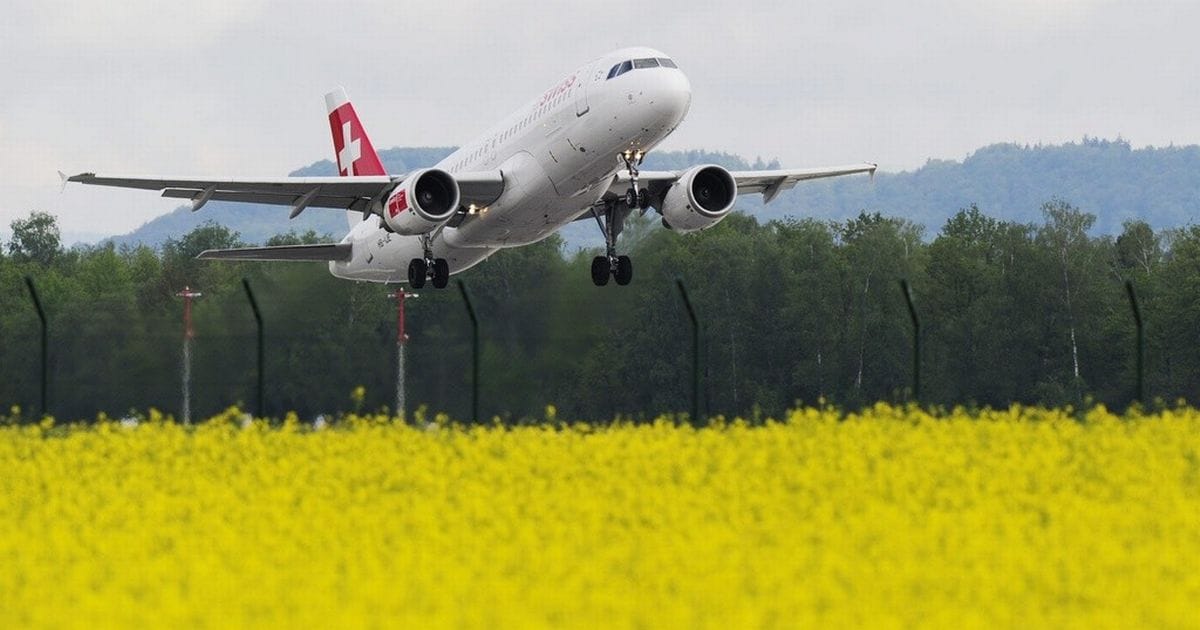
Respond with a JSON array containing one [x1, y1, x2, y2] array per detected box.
[[161, 189, 370, 211], [197, 243, 352, 262]]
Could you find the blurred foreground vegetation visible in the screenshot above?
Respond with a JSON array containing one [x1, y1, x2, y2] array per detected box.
[[1, 405, 1197, 627]]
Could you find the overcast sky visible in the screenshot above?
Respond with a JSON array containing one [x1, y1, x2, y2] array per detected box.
[[3, 0, 1198, 240]]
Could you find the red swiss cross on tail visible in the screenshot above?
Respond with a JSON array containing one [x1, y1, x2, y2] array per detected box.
[[325, 87, 387, 178]]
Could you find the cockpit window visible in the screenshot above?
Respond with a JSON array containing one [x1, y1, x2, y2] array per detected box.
[[607, 57, 673, 80]]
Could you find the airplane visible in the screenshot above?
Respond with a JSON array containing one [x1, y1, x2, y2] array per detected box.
[[67, 47, 876, 288]]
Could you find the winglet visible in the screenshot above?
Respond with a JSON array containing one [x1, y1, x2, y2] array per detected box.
[[57, 171, 69, 193]]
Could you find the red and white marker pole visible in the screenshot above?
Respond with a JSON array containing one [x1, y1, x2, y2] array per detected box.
[[176, 286, 203, 425], [389, 288, 417, 422]]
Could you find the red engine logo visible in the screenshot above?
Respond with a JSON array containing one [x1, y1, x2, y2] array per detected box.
[[387, 190, 408, 218]]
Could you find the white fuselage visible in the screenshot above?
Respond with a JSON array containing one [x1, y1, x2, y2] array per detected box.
[[330, 47, 692, 283]]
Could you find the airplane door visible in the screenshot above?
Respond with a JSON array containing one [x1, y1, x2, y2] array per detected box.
[[574, 65, 591, 117]]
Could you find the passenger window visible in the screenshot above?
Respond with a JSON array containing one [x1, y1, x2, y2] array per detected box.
[[633, 58, 659, 69], [658, 58, 677, 68]]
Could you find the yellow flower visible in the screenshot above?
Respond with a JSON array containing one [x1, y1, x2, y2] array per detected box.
[[0, 404, 1196, 627]]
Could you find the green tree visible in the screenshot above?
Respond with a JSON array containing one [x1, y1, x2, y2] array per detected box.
[[160, 222, 244, 293], [265, 230, 329, 246], [1036, 200, 1096, 401], [835, 212, 925, 405], [1152, 226, 1200, 401], [1115, 220, 1161, 277], [8, 211, 62, 266], [775, 218, 841, 404]]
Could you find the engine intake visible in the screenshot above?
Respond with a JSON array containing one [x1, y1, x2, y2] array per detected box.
[[381, 168, 460, 235], [659, 165, 737, 233]]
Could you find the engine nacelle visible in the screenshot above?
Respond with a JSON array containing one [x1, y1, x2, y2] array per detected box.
[[659, 165, 737, 233], [381, 168, 460, 235]]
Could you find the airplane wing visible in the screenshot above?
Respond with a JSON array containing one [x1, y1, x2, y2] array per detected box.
[[197, 243, 352, 262], [608, 163, 877, 204], [66, 171, 505, 218]]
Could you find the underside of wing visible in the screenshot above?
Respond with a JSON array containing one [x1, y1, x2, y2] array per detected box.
[[68, 173, 392, 213], [728, 164, 877, 202], [67, 171, 505, 218], [606, 162, 877, 205], [197, 243, 352, 262], [453, 171, 506, 208]]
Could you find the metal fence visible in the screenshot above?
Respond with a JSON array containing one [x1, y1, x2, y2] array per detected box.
[[4, 274, 1174, 424]]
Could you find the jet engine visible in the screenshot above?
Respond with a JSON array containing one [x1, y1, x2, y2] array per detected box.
[[381, 168, 461, 235], [659, 165, 737, 233]]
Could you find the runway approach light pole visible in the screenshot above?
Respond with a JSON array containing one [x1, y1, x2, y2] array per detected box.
[[176, 286, 202, 425], [389, 287, 418, 422]]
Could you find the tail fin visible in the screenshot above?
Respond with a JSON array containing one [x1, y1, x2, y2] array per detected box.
[[326, 87, 387, 228]]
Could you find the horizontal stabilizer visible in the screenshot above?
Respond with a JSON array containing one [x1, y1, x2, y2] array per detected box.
[[197, 243, 352, 262]]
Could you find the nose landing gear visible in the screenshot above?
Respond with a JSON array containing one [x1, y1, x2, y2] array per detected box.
[[408, 234, 450, 289], [621, 149, 651, 211]]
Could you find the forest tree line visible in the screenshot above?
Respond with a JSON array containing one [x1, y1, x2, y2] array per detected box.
[[1, 199, 1198, 422]]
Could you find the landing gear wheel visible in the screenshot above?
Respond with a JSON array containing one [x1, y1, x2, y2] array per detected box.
[[431, 258, 450, 289], [637, 189, 650, 210], [591, 256, 611, 286], [408, 258, 428, 289], [625, 188, 638, 208], [614, 255, 633, 285]]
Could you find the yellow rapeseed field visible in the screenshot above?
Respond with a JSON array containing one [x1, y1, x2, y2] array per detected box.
[[1, 404, 1198, 628]]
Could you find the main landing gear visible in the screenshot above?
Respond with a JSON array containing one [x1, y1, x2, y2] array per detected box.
[[591, 202, 633, 286], [590, 150, 649, 287], [408, 234, 449, 289]]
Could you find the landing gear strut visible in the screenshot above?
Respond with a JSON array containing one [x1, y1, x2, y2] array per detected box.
[[590, 150, 652, 287], [590, 203, 632, 287], [408, 234, 450, 289], [621, 149, 651, 211]]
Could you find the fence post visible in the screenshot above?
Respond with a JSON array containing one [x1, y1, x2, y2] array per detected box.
[[176, 286, 202, 425], [675, 278, 701, 424], [24, 276, 48, 418], [457, 280, 479, 424], [242, 278, 265, 419], [389, 288, 418, 423], [900, 279, 921, 403], [1125, 280, 1144, 405]]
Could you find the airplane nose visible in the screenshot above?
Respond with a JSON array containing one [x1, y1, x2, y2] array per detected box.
[[654, 69, 692, 127]]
